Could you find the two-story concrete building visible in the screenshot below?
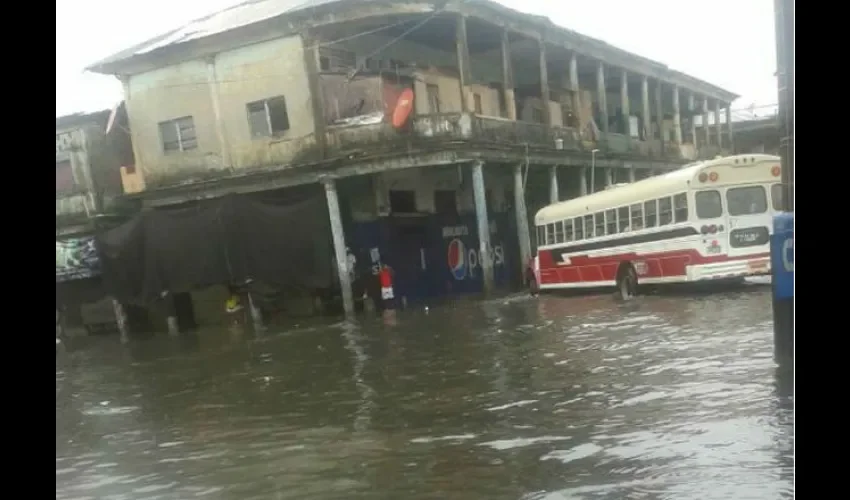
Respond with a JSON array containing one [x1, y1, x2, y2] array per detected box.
[[87, 0, 738, 319], [56, 108, 136, 335]]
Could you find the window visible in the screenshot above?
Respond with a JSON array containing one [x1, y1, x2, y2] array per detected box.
[[695, 190, 723, 219], [630, 204, 644, 230], [554, 220, 564, 243], [473, 93, 483, 114], [644, 199, 658, 228], [659, 197, 673, 225], [594, 213, 605, 237], [426, 84, 440, 114], [317, 48, 356, 71], [159, 116, 197, 152], [389, 190, 417, 213], [531, 106, 544, 124], [247, 96, 290, 138], [564, 219, 574, 242], [546, 224, 556, 245], [434, 190, 457, 215], [574, 217, 584, 240], [673, 193, 688, 222], [605, 209, 617, 235], [770, 183, 784, 211], [618, 207, 630, 232], [56, 160, 74, 193], [584, 215, 594, 238], [537, 226, 545, 246], [727, 186, 768, 216]]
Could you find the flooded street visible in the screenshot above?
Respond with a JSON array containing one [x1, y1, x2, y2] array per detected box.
[[56, 287, 793, 500]]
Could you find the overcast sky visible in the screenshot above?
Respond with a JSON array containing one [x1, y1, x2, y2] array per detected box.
[[56, 0, 777, 118]]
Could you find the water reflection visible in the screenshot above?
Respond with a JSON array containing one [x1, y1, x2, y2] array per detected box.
[[57, 288, 792, 499]]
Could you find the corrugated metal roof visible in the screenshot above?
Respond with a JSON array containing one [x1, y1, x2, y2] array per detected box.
[[88, 0, 357, 70]]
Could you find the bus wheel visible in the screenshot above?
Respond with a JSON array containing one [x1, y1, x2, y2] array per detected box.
[[616, 264, 638, 300]]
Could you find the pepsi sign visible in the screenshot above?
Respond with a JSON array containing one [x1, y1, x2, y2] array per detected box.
[[447, 238, 505, 280]]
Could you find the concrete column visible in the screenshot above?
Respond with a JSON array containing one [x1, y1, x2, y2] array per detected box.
[[672, 86, 682, 144], [569, 53, 581, 125], [596, 61, 608, 134], [641, 76, 651, 140], [605, 168, 614, 188], [166, 315, 179, 336], [247, 292, 264, 330], [548, 165, 559, 203], [620, 69, 630, 135], [654, 80, 664, 148], [324, 179, 355, 316], [513, 164, 532, 278], [726, 105, 735, 152], [579, 167, 588, 196], [538, 39, 551, 126], [688, 93, 697, 145], [112, 299, 129, 343], [500, 30, 517, 120], [302, 31, 327, 156], [702, 98, 711, 146], [471, 161, 494, 295], [628, 167, 636, 183], [455, 14, 471, 113], [714, 100, 723, 148], [205, 56, 231, 167]]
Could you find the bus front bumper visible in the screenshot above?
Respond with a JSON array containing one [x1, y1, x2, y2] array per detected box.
[[687, 257, 772, 282]]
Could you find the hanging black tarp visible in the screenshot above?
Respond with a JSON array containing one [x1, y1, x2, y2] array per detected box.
[[96, 192, 334, 304]]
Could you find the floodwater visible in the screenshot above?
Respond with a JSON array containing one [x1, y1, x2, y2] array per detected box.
[[56, 287, 794, 500]]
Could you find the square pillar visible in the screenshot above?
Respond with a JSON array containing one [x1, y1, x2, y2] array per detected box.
[[596, 61, 608, 135], [569, 53, 581, 126], [628, 167, 636, 183], [513, 164, 532, 278], [688, 93, 697, 145], [641, 76, 651, 141], [455, 14, 471, 113], [500, 30, 517, 120], [672, 86, 682, 144], [471, 161, 494, 295], [324, 179, 355, 316], [538, 39, 551, 126], [726, 105, 735, 152], [702, 99, 711, 146], [654, 80, 664, 148], [620, 69, 630, 135], [549, 165, 559, 203], [714, 100, 723, 148], [579, 167, 588, 196]]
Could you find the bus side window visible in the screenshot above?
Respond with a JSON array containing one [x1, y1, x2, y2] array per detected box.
[[574, 217, 584, 240], [673, 193, 688, 222], [537, 226, 545, 246], [630, 204, 643, 230], [659, 197, 673, 225], [554, 220, 564, 243], [644, 200, 658, 228], [584, 215, 594, 238], [695, 190, 722, 219], [605, 209, 617, 235], [770, 183, 783, 211], [618, 207, 630, 232], [564, 219, 574, 242], [594, 213, 605, 237]]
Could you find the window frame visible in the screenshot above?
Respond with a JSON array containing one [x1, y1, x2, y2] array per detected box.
[[159, 116, 197, 153], [246, 96, 291, 138], [695, 189, 723, 219]]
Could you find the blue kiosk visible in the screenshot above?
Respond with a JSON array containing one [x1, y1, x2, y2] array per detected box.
[[771, 212, 794, 365]]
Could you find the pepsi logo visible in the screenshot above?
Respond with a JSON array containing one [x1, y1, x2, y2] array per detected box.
[[447, 238, 467, 280]]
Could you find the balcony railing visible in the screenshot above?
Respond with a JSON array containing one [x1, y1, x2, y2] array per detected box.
[[322, 112, 699, 163]]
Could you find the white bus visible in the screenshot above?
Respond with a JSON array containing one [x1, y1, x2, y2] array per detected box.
[[532, 154, 784, 298]]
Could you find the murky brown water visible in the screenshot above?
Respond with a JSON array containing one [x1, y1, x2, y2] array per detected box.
[[56, 287, 793, 500]]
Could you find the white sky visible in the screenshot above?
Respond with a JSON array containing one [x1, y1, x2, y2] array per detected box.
[[56, 0, 778, 117]]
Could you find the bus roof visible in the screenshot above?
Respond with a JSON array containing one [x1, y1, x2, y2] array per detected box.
[[534, 154, 780, 225]]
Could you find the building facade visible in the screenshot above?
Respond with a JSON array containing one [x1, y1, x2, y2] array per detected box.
[[87, 0, 739, 319]]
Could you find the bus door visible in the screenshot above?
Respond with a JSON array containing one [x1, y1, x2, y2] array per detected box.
[[724, 184, 772, 258]]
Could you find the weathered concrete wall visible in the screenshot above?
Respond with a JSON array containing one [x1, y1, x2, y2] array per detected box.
[[124, 35, 315, 185]]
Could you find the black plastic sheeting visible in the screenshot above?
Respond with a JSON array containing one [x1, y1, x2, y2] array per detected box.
[[96, 193, 334, 305]]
